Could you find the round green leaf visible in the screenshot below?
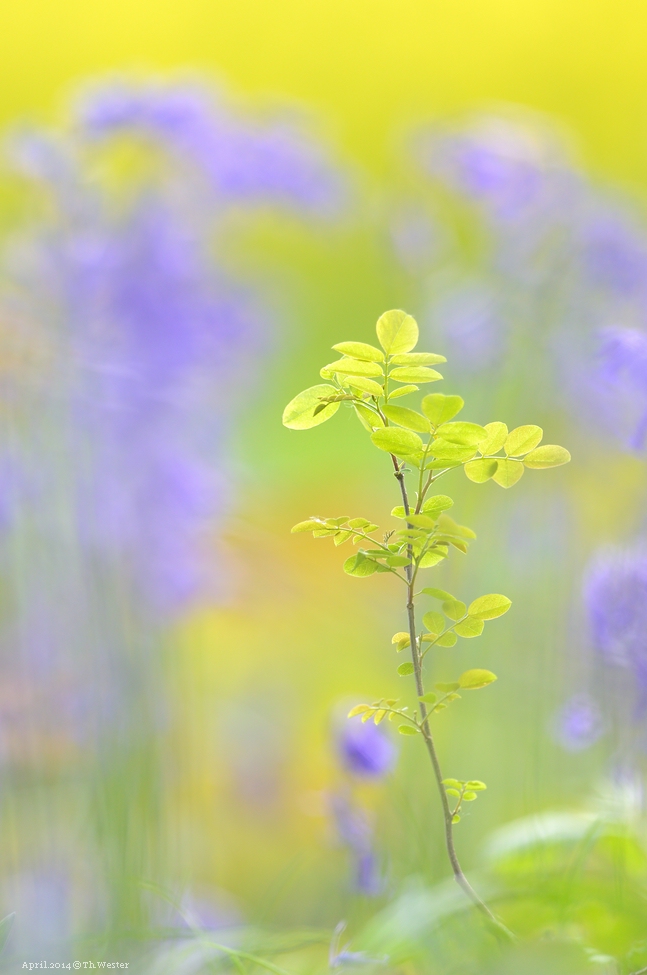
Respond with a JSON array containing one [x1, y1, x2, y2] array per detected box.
[[390, 366, 443, 384], [465, 780, 487, 791], [422, 610, 445, 635], [376, 309, 419, 354], [436, 421, 488, 446], [492, 458, 524, 488], [282, 384, 341, 430], [371, 427, 424, 456], [462, 791, 478, 801], [504, 424, 543, 456], [419, 692, 438, 704], [421, 495, 454, 515], [478, 421, 508, 454], [422, 587, 455, 600], [397, 662, 415, 676], [418, 549, 447, 568], [464, 458, 498, 483], [325, 357, 384, 378], [343, 555, 378, 577], [442, 599, 466, 621], [430, 441, 478, 462], [468, 594, 512, 620], [523, 444, 571, 468], [390, 352, 446, 365], [332, 341, 385, 362], [398, 724, 418, 735], [382, 405, 430, 432], [453, 616, 485, 638], [421, 393, 464, 426], [458, 669, 498, 690]]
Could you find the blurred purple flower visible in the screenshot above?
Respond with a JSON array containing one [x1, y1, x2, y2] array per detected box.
[[598, 326, 647, 450], [555, 694, 604, 752], [329, 793, 385, 897], [584, 547, 647, 684], [428, 281, 506, 374], [337, 716, 397, 779], [579, 211, 647, 297], [76, 82, 345, 216]]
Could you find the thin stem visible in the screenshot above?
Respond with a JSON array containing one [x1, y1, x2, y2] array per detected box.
[[391, 455, 515, 942]]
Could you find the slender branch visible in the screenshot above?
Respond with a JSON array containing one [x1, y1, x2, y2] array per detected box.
[[391, 454, 515, 942]]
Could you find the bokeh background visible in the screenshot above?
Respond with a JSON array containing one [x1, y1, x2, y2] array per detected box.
[[2, 2, 647, 972]]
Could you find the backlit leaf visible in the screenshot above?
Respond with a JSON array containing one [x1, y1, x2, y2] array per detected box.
[[492, 458, 524, 488], [421, 393, 464, 426], [376, 309, 419, 354], [371, 427, 424, 456], [504, 424, 543, 456], [354, 403, 383, 432], [291, 519, 324, 533], [464, 458, 498, 483], [430, 441, 478, 462], [436, 682, 460, 693], [382, 405, 430, 432], [422, 587, 455, 600], [443, 599, 467, 621], [453, 617, 485, 638], [332, 341, 385, 362], [466, 781, 487, 791], [347, 704, 371, 717], [523, 444, 571, 468], [346, 376, 384, 396], [418, 549, 447, 567], [343, 555, 378, 577], [282, 384, 341, 429], [397, 662, 415, 676], [419, 692, 438, 704], [390, 352, 446, 365], [459, 669, 498, 689], [422, 610, 445, 634], [479, 422, 508, 456], [398, 724, 418, 735], [421, 495, 454, 516], [390, 366, 443, 383], [436, 421, 487, 446], [468, 594, 512, 620], [392, 632, 410, 650], [325, 357, 384, 378], [388, 384, 419, 399]]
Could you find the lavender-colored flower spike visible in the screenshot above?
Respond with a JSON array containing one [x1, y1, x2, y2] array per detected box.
[[76, 81, 345, 216], [337, 716, 397, 778], [329, 793, 386, 897], [555, 694, 604, 752], [584, 548, 647, 684], [598, 327, 647, 450]]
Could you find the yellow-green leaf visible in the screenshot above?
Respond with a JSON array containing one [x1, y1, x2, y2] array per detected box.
[[291, 519, 325, 533], [435, 631, 458, 647], [346, 376, 384, 396], [397, 662, 415, 676], [390, 352, 446, 365], [504, 424, 543, 456], [422, 610, 445, 634], [492, 458, 524, 488], [398, 724, 418, 735], [390, 366, 443, 384], [392, 631, 411, 651], [436, 421, 488, 446], [343, 555, 378, 577], [478, 421, 508, 455], [523, 444, 571, 468], [382, 405, 430, 432], [468, 594, 511, 620], [282, 384, 341, 430], [371, 427, 424, 456], [443, 599, 467, 621], [453, 616, 485, 638], [459, 669, 498, 690], [418, 549, 447, 567], [421, 393, 464, 426], [332, 341, 385, 362], [376, 309, 419, 355], [430, 441, 478, 462], [325, 357, 384, 378], [347, 704, 371, 717], [353, 403, 383, 432], [464, 458, 498, 483], [388, 384, 419, 399]]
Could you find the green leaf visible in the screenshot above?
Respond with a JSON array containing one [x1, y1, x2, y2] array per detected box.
[[398, 724, 418, 735], [459, 669, 498, 689], [422, 587, 455, 601], [405, 513, 435, 528], [437, 513, 476, 539], [390, 351, 446, 365], [397, 662, 415, 676], [371, 427, 424, 456], [385, 554, 411, 566], [343, 555, 379, 577], [462, 791, 478, 801], [354, 403, 383, 432], [392, 631, 410, 650], [492, 458, 524, 488], [429, 441, 478, 462], [465, 780, 487, 790], [419, 692, 438, 704], [436, 421, 488, 446], [421, 495, 454, 516], [443, 599, 467, 621], [418, 549, 447, 567], [435, 630, 457, 647], [504, 424, 543, 456], [291, 519, 324, 533], [422, 610, 445, 634], [390, 505, 407, 519], [443, 778, 463, 789], [464, 458, 498, 483], [523, 444, 571, 468], [478, 421, 508, 454], [376, 309, 419, 354], [325, 357, 384, 378], [424, 457, 463, 470], [452, 814, 461, 824], [282, 384, 341, 430], [421, 393, 464, 426], [445, 788, 461, 798], [347, 704, 371, 717], [334, 530, 353, 545], [346, 376, 385, 396], [436, 681, 460, 693], [388, 384, 419, 399], [373, 709, 387, 724], [453, 616, 485, 638], [390, 366, 443, 384], [332, 340, 385, 362], [382, 405, 430, 432], [468, 593, 511, 620]]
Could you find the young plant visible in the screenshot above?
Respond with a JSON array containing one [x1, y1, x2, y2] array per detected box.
[[282, 309, 570, 936]]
